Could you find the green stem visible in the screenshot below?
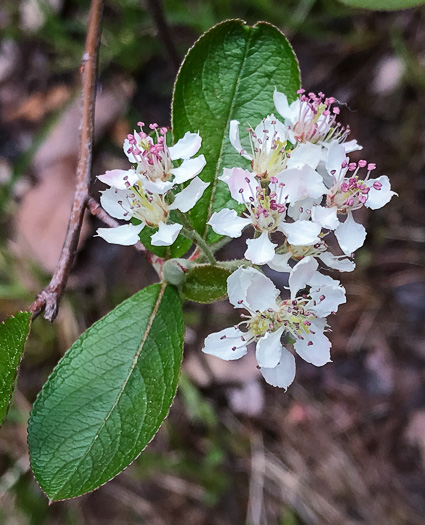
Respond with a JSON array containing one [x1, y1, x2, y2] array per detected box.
[[218, 259, 255, 271], [176, 212, 217, 265]]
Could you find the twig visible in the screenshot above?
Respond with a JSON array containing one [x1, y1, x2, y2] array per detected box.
[[87, 195, 121, 229], [145, 0, 181, 72], [29, 0, 104, 321]]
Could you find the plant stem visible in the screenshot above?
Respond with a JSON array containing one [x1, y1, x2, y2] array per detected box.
[[176, 212, 216, 265], [29, 0, 104, 321], [218, 259, 254, 271], [180, 227, 217, 265]]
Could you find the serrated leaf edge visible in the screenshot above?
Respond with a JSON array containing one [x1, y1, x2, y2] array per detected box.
[[172, 19, 301, 240], [28, 284, 184, 503]]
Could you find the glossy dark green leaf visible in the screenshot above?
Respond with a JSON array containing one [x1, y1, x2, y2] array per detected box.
[[0, 311, 31, 426], [28, 284, 184, 502], [181, 265, 232, 303], [172, 19, 300, 242]]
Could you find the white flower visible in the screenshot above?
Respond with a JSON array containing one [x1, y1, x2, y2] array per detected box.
[[96, 124, 209, 247], [208, 168, 283, 264], [122, 122, 206, 193], [274, 88, 361, 153], [202, 259, 346, 389], [97, 174, 209, 246], [208, 167, 326, 265], [229, 115, 288, 180], [229, 115, 325, 181], [312, 142, 397, 255]]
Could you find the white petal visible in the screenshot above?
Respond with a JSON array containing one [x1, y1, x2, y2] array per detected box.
[[227, 266, 257, 309], [255, 327, 284, 368], [307, 284, 346, 317], [100, 188, 130, 220], [142, 177, 175, 194], [311, 206, 339, 230], [294, 329, 331, 367], [244, 231, 277, 265], [207, 209, 251, 238], [168, 132, 202, 160], [273, 90, 299, 124], [335, 212, 366, 256], [275, 165, 327, 204], [286, 143, 322, 170], [308, 272, 340, 287], [260, 347, 296, 390], [219, 167, 259, 205], [227, 266, 280, 312], [97, 169, 138, 190], [365, 175, 397, 210], [326, 142, 348, 182], [218, 167, 233, 184], [95, 223, 144, 246], [123, 138, 137, 163], [169, 177, 210, 213], [229, 120, 252, 160], [202, 326, 248, 361], [170, 155, 206, 184], [267, 252, 292, 272], [150, 222, 182, 246], [289, 256, 318, 299], [279, 220, 322, 246], [343, 139, 362, 153], [319, 252, 355, 272]]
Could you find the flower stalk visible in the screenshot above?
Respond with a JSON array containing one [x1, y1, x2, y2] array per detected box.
[[177, 211, 217, 265]]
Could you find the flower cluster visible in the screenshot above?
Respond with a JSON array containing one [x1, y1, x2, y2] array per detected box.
[[96, 88, 396, 391], [96, 122, 209, 246], [202, 89, 396, 389], [209, 90, 396, 270], [203, 258, 345, 388]]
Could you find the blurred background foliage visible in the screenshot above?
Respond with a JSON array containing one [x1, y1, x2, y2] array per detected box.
[[1, 0, 425, 523]]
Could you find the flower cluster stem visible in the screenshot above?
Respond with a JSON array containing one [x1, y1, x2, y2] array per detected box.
[[176, 212, 217, 265], [219, 259, 254, 271]]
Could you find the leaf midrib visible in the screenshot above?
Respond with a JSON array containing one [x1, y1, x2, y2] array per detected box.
[[49, 283, 167, 501], [203, 26, 254, 239]]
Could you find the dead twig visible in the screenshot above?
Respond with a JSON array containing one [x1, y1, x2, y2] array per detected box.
[[29, 0, 104, 321]]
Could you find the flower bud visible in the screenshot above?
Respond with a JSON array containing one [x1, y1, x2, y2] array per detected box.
[[162, 259, 193, 286]]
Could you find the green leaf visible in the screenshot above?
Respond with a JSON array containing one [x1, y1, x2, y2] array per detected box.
[[338, 0, 425, 9], [181, 264, 232, 303], [0, 311, 31, 426], [28, 284, 184, 502], [172, 19, 300, 242]]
